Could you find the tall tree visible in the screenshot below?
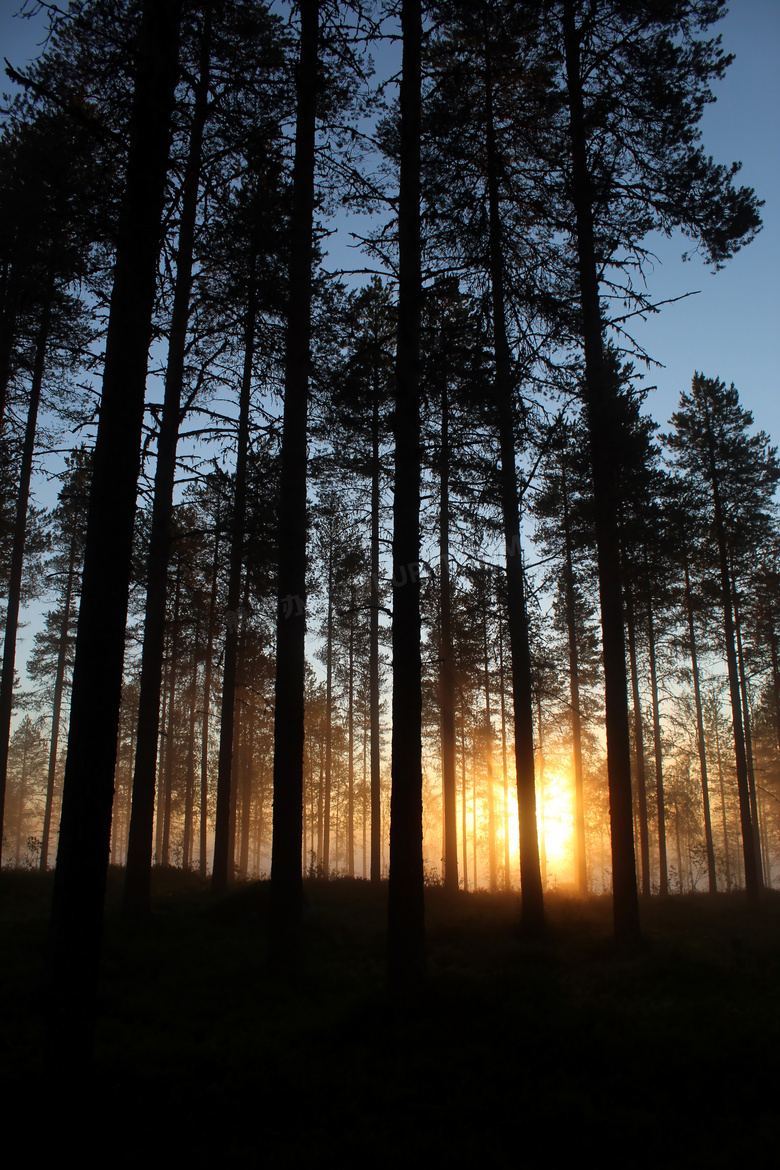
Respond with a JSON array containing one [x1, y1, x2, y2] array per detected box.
[[270, 0, 319, 974], [388, 0, 426, 989], [46, 0, 183, 1066], [123, 3, 214, 916], [30, 448, 91, 872], [554, 0, 761, 938], [666, 373, 779, 900]]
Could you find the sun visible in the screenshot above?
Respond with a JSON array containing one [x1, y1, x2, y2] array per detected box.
[[538, 768, 574, 885]]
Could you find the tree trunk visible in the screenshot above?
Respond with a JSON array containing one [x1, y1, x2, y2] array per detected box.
[[200, 514, 221, 876], [684, 562, 717, 892], [625, 585, 650, 896], [239, 694, 255, 879], [388, 0, 426, 989], [646, 593, 668, 896], [323, 536, 334, 872], [732, 579, 764, 883], [497, 605, 511, 890], [154, 628, 172, 866], [483, 26, 544, 934], [182, 623, 199, 872], [40, 530, 77, 872], [15, 725, 30, 866], [438, 380, 458, 894], [702, 391, 760, 899], [161, 561, 182, 866], [483, 597, 497, 893], [460, 709, 468, 892], [212, 280, 255, 896], [369, 364, 382, 883], [537, 697, 547, 890], [0, 293, 19, 433], [347, 601, 355, 877], [270, 0, 318, 973], [767, 615, 780, 760], [228, 579, 251, 876], [0, 286, 53, 858], [122, 7, 211, 915], [713, 707, 732, 889], [563, 0, 639, 940], [46, 0, 182, 1068], [560, 451, 587, 893]]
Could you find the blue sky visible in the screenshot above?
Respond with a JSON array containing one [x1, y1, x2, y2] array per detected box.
[[616, 1, 780, 443]]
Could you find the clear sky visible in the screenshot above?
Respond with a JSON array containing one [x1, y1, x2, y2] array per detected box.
[[626, 0, 780, 445]]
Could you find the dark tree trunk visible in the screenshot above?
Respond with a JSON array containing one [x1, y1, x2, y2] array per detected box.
[[347, 601, 355, 877], [269, 0, 318, 973], [646, 595, 668, 896], [767, 616, 780, 760], [323, 537, 334, 873], [388, 0, 426, 990], [483, 599, 497, 893], [161, 561, 182, 867], [239, 703, 254, 877], [537, 697, 547, 890], [560, 452, 587, 893], [200, 515, 221, 876], [483, 27, 544, 934], [0, 300, 18, 433], [0, 286, 53, 858], [625, 586, 650, 896], [228, 580, 251, 875], [684, 562, 717, 893], [563, 0, 639, 940], [14, 727, 31, 866], [40, 531, 77, 872], [713, 709, 732, 889], [702, 394, 760, 899], [123, 7, 211, 916], [460, 709, 469, 891], [370, 366, 382, 884], [182, 626, 199, 872], [212, 281, 255, 895], [46, 0, 182, 1068], [497, 605, 511, 890], [732, 580, 763, 880], [154, 631, 172, 866], [438, 380, 458, 893]]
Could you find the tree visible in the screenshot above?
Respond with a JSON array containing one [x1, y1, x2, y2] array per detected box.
[[28, 447, 91, 872], [314, 277, 395, 884], [665, 373, 780, 900], [387, 0, 426, 990], [47, 0, 183, 1066], [123, 2, 215, 916], [269, 0, 319, 974], [553, 0, 761, 939], [424, 0, 549, 931], [0, 106, 96, 860]]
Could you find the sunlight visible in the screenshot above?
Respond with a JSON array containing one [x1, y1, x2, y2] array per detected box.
[[539, 767, 575, 886]]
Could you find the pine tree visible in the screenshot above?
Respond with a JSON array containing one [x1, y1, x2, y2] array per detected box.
[[47, 0, 183, 1067], [665, 373, 780, 900], [554, 0, 761, 939]]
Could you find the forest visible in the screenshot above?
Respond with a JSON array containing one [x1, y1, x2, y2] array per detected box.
[[1, 0, 778, 1157]]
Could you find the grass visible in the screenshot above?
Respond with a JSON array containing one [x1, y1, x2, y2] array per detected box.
[[2, 868, 778, 1165]]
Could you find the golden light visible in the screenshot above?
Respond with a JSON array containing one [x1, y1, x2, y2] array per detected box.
[[538, 766, 575, 888]]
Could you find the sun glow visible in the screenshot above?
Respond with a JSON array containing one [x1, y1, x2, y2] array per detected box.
[[422, 750, 579, 891], [538, 767, 575, 887]]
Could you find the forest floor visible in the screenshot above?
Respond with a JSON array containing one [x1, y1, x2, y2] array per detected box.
[[2, 869, 778, 1166]]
